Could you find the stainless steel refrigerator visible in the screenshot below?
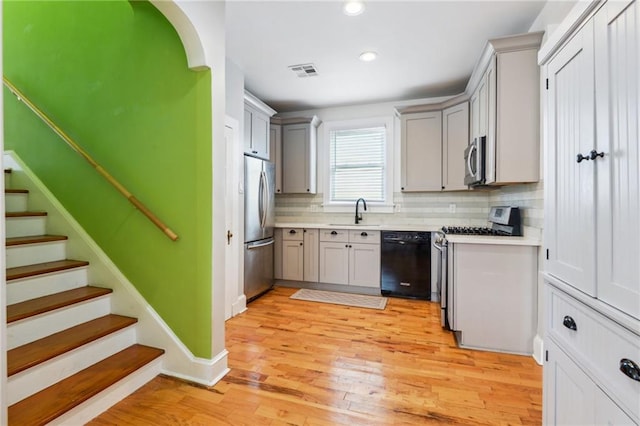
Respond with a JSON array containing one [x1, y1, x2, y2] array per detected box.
[[244, 155, 275, 302]]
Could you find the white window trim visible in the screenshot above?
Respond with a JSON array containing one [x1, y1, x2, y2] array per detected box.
[[321, 116, 394, 213]]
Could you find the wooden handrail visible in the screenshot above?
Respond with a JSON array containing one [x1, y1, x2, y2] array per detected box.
[[3, 76, 179, 241]]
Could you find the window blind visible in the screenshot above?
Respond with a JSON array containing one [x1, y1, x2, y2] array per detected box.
[[329, 126, 386, 202]]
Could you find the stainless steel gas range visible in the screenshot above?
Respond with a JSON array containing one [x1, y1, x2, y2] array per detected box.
[[433, 206, 522, 329]]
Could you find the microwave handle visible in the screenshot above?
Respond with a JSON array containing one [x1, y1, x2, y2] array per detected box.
[[467, 143, 477, 175]]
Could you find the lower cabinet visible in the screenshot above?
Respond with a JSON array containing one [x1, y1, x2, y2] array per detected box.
[[282, 228, 303, 281], [319, 229, 380, 289], [544, 282, 639, 425], [544, 339, 635, 426], [280, 228, 318, 282]]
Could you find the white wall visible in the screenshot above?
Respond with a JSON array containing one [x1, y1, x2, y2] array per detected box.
[[225, 59, 245, 126]]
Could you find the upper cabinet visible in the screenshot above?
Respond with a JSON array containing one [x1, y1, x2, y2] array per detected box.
[[442, 102, 470, 191], [244, 91, 276, 161], [398, 98, 469, 192], [279, 116, 320, 194], [400, 111, 442, 192], [544, 0, 640, 318], [468, 31, 544, 185]]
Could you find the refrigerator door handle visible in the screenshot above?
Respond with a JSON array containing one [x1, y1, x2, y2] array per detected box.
[[260, 170, 268, 228], [258, 170, 265, 228], [262, 170, 270, 228], [247, 237, 275, 250]]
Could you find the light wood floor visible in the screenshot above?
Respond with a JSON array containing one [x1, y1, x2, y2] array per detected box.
[[89, 286, 542, 425]]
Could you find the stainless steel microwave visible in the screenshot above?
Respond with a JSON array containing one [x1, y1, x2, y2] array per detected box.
[[464, 136, 486, 186]]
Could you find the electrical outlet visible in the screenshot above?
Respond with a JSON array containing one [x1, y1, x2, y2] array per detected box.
[[449, 203, 456, 213], [395, 203, 402, 212]]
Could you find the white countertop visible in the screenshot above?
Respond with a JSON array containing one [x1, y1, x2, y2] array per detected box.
[[275, 222, 542, 246], [445, 234, 541, 246], [275, 222, 441, 232]]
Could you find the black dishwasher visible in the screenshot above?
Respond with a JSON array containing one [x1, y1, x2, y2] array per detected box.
[[380, 231, 431, 300]]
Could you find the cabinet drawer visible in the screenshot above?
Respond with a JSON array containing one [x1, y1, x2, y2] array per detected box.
[[282, 228, 303, 241], [319, 229, 349, 243], [548, 285, 640, 420], [349, 230, 380, 244]]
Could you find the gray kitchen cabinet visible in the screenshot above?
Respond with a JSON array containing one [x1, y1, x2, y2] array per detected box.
[[244, 91, 276, 160], [281, 228, 303, 281], [544, 339, 635, 426], [541, 1, 640, 424], [319, 229, 380, 288], [468, 32, 543, 185], [270, 120, 282, 193], [303, 229, 319, 282], [442, 102, 469, 191], [280, 228, 319, 283], [400, 111, 442, 192], [281, 116, 320, 194]]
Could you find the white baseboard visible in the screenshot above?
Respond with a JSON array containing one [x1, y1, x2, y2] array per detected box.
[[533, 334, 544, 365], [232, 295, 247, 317], [4, 151, 228, 385]]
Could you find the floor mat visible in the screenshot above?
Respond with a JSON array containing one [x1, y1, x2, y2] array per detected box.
[[290, 288, 387, 310]]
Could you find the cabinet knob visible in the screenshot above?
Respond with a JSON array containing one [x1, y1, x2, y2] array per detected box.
[[277, 189, 281, 193], [331, 231, 338, 235], [345, 244, 348, 248], [361, 232, 368, 237], [289, 229, 296, 234], [589, 150, 605, 161], [252, 150, 258, 154], [620, 359, 640, 382], [401, 187, 405, 191], [300, 242, 303, 246], [562, 315, 577, 331], [576, 153, 590, 163], [307, 189, 310, 192]]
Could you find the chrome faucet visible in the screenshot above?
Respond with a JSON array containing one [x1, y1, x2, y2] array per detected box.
[[355, 198, 367, 224]]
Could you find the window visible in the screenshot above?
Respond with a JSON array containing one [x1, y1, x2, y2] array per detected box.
[[323, 117, 393, 209]]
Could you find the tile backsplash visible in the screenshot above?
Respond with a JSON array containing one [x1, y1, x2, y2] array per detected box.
[[276, 181, 543, 230]]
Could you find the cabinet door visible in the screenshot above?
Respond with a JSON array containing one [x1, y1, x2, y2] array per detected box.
[[282, 124, 313, 194], [594, 385, 636, 426], [251, 112, 269, 159], [270, 124, 282, 194], [545, 20, 597, 296], [319, 242, 349, 285], [243, 107, 253, 154], [484, 57, 497, 184], [544, 339, 596, 426], [442, 102, 469, 191], [400, 111, 442, 191], [594, 0, 640, 319], [282, 240, 304, 281], [349, 243, 381, 288], [303, 229, 319, 282]]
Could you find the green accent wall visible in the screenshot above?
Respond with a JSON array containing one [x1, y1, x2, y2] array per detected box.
[[3, 1, 213, 357]]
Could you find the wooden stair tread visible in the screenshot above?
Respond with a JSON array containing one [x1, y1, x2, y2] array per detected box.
[[7, 259, 90, 281], [6, 211, 47, 218], [8, 344, 164, 426], [5, 189, 29, 194], [6, 234, 68, 247], [7, 286, 112, 323], [8, 314, 137, 376]]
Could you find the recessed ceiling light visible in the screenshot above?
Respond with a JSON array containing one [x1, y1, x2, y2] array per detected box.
[[359, 51, 378, 62], [343, 1, 365, 16]]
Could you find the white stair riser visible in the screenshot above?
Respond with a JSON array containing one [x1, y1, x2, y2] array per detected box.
[[7, 326, 137, 405], [6, 241, 67, 268], [7, 267, 88, 304], [47, 356, 163, 426], [5, 193, 28, 213], [7, 297, 111, 349], [6, 216, 47, 238]]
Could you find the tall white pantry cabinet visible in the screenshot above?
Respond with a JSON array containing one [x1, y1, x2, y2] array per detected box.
[[541, 0, 640, 424]]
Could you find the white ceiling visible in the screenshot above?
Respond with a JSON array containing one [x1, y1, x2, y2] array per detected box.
[[226, 1, 547, 113]]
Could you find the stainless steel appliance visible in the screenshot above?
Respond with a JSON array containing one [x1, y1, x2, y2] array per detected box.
[[434, 206, 522, 328], [381, 231, 431, 300], [464, 136, 486, 186], [244, 155, 275, 302]]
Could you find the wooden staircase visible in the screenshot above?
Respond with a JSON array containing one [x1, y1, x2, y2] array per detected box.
[[4, 169, 165, 425]]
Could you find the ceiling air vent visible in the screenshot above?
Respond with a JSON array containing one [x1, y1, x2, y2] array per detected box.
[[289, 63, 319, 78]]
